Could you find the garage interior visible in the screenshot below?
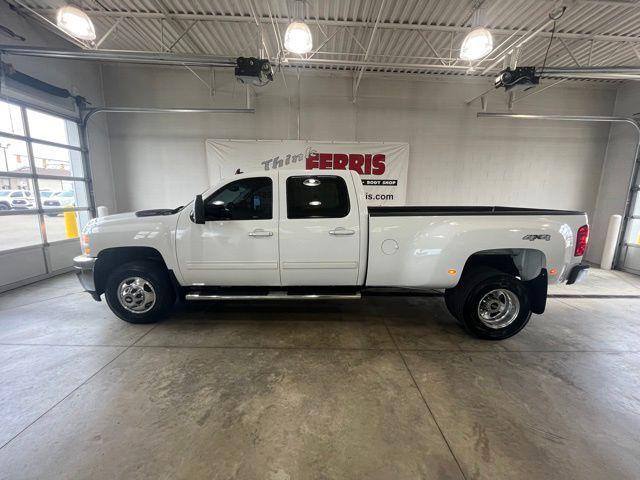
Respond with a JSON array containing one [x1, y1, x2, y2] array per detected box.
[[1, 0, 640, 478]]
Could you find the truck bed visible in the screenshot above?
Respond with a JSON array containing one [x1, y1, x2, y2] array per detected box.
[[366, 206, 588, 289], [368, 206, 585, 216]]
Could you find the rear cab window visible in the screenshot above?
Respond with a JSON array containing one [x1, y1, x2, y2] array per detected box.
[[286, 176, 350, 219]]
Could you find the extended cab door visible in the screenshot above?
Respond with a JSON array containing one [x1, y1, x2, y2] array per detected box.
[[176, 174, 280, 286], [278, 172, 362, 286]]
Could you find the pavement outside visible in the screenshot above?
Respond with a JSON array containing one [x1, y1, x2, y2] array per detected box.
[[0, 213, 76, 249]]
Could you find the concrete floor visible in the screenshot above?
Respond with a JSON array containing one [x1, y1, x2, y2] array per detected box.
[[0, 270, 639, 479]]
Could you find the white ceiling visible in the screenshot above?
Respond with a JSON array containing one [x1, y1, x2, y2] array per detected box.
[[9, 0, 640, 76]]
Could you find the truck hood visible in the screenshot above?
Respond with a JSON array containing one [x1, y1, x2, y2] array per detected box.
[[88, 212, 137, 227], [86, 207, 185, 231], [84, 209, 181, 261]]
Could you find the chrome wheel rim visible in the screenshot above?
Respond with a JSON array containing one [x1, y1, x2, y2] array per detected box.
[[117, 277, 156, 313], [477, 289, 520, 329]]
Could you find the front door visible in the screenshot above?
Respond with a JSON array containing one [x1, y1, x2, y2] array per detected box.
[[278, 174, 361, 286], [176, 175, 280, 286]]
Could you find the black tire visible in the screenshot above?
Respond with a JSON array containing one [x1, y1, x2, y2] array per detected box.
[[104, 260, 175, 323], [0, 203, 9, 211], [452, 267, 531, 340]]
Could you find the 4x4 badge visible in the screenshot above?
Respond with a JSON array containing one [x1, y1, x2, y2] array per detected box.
[[522, 234, 551, 241]]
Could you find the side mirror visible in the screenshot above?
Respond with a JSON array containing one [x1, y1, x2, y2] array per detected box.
[[193, 194, 205, 224]]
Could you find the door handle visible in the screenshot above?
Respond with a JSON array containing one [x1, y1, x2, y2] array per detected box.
[[249, 229, 273, 237], [329, 227, 355, 236]]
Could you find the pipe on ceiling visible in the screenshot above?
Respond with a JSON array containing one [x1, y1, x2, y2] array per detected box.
[[81, 106, 255, 126], [477, 113, 639, 124], [0, 45, 474, 72], [540, 66, 640, 80], [0, 45, 237, 67], [5, 46, 639, 80]]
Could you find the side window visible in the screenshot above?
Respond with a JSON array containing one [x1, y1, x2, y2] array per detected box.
[[11, 191, 22, 198], [287, 176, 350, 219], [205, 177, 272, 221]]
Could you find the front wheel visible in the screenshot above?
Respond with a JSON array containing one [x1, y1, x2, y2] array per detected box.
[[449, 268, 532, 340], [104, 260, 175, 323]]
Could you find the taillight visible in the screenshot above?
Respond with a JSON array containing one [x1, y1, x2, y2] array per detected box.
[[575, 224, 589, 257]]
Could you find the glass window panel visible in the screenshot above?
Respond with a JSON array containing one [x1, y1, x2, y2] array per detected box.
[[286, 176, 350, 219], [0, 214, 42, 251], [0, 136, 30, 174], [205, 177, 272, 220], [26, 108, 80, 147], [38, 179, 88, 210], [0, 100, 24, 136], [44, 210, 90, 242], [631, 194, 640, 218], [627, 219, 640, 246], [32, 143, 83, 177], [0, 177, 36, 210]]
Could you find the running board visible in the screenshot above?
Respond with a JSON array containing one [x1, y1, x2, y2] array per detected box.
[[185, 291, 362, 301]]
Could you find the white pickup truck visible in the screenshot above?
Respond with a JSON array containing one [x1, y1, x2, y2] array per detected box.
[[74, 169, 589, 340]]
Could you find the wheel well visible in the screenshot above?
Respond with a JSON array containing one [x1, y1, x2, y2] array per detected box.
[[460, 249, 548, 314], [94, 247, 169, 296], [461, 252, 519, 278], [462, 249, 546, 280]]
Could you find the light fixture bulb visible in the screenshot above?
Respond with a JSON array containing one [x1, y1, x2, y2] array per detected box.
[[56, 5, 96, 41], [284, 21, 313, 54], [460, 27, 493, 61]]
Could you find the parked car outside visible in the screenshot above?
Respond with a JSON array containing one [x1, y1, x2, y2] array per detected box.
[[43, 190, 75, 216], [0, 190, 35, 210], [39, 190, 59, 201]]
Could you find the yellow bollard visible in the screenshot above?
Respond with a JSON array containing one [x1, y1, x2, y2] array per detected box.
[[64, 210, 79, 239]]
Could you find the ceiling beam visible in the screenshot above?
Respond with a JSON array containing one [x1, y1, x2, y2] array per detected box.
[[95, 16, 125, 48], [353, 0, 388, 101], [284, 57, 469, 71], [155, 0, 203, 53]]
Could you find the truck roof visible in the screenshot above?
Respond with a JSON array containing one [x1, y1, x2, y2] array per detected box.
[[219, 169, 356, 181]]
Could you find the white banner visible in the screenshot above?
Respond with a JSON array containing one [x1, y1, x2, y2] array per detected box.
[[205, 139, 409, 206]]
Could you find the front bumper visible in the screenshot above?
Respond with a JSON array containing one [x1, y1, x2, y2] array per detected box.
[[567, 263, 590, 285], [73, 255, 100, 300]]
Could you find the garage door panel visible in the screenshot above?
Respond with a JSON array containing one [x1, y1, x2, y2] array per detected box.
[[0, 246, 47, 288]]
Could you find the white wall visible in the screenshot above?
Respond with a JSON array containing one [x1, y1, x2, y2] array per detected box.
[[103, 64, 615, 228], [589, 82, 640, 265]]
